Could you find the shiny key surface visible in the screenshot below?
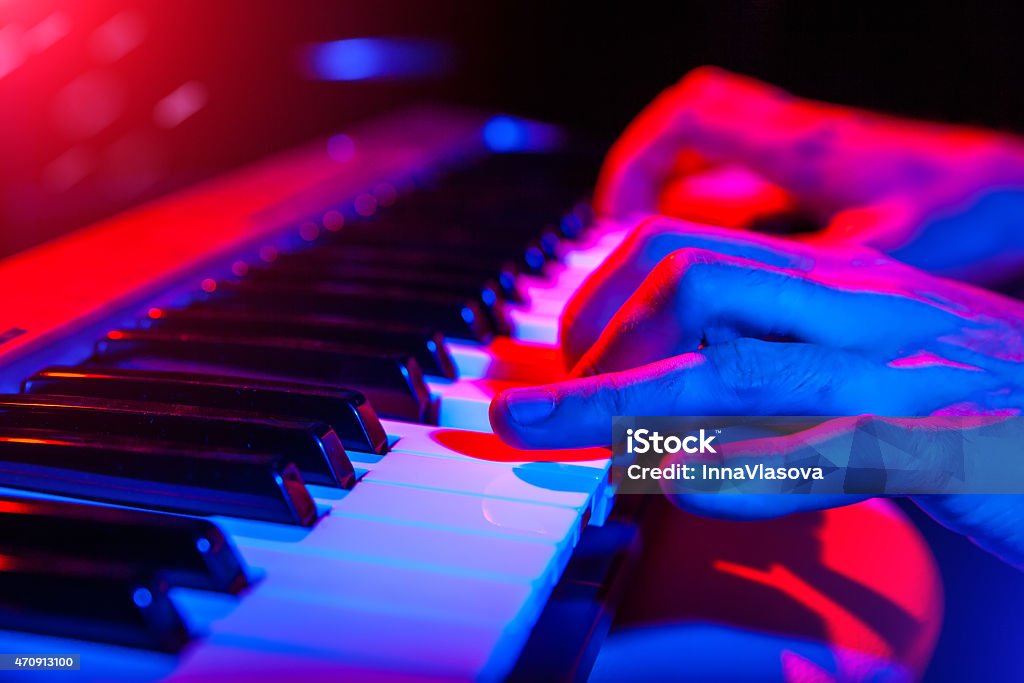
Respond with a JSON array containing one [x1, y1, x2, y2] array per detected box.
[[0, 497, 248, 593], [0, 394, 355, 488], [0, 114, 619, 681], [0, 552, 189, 652], [0, 430, 317, 525], [197, 280, 496, 341], [93, 329, 434, 423], [141, 308, 457, 379], [23, 366, 390, 455]]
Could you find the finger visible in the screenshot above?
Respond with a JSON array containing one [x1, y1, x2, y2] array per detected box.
[[560, 216, 815, 369], [572, 246, 958, 377], [595, 65, 980, 218], [491, 339, 883, 450]]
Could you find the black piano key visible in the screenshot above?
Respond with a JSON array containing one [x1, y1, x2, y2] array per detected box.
[[268, 252, 523, 303], [0, 430, 317, 526], [0, 552, 189, 652], [198, 280, 495, 342], [153, 309, 458, 378], [329, 220, 561, 261], [318, 236, 547, 276], [384, 188, 576, 229], [0, 496, 248, 593], [559, 202, 594, 240], [239, 268, 510, 336], [142, 308, 456, 379], [282, 244, 522, 284], [0, 395, 355, 489], [24, 366, 390, 455], [94, 329, 433, 423]]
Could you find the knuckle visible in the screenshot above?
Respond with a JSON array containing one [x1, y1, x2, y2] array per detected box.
[[708, 338, 837, 396], [708, 339, 769, 396], [649, 248, 720, 306]]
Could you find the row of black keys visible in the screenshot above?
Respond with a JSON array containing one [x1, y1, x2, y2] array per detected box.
[[0, 153, 595, 651], [0, 496, 245, 652], [91, 166, 594, 425], [0, 156, 593, 528]]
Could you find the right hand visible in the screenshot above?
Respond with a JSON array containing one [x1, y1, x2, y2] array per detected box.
[[491, 230, 1024, 569]]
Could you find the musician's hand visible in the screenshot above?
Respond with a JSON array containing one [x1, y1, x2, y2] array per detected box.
[[562, 215, 810, 366], [490, 240, 1024, 568], [567, 66, 1024, 370], [594, 65, 1024, 282]]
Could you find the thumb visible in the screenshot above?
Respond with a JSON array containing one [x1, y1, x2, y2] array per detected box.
[[490, 339, 878, 450]]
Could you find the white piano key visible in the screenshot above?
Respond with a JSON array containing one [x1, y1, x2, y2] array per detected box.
[[219, 513, 565, 587], [0, 110, 631, 683], [319, 481, 581, 547], [204, 592, 527, 680], [517, 268, 588, 307], [359, 452, 594, 517], [242, 545, 541, 627], [509, 309, 560, 344], [562, 227, 630, 269], [428, 377, 504, 431], [378, 420, 613, 523], [446, 341, 495, 378]]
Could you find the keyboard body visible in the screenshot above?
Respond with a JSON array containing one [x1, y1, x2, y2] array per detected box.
[[0, 105, 633, 682]]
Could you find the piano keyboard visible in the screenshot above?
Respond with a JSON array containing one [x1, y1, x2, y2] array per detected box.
[[0, 107, 632, 681]]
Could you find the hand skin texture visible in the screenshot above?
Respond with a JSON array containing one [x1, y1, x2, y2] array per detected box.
[[489, 67, 1024, 570], [490, 226, 1024, 569]]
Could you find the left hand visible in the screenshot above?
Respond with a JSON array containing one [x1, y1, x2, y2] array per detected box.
[[568, 68, 1024, 370]]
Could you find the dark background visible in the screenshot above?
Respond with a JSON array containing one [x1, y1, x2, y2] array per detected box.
[[2, 4, 1023, 677], [4, 1, 1024, 256]]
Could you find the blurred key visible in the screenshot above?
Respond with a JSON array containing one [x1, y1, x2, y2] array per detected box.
[[281, 246, 522, 287], [198, 280, 494, 341], [142, 308, 457, 379], [0, 430, 317, 525], [326, 226, 556, 269], [272, 250, 524, 303], [240, 266, 510, 335], [0, 496, 248, 593], [314, 241, 545, 277], [248, 258, 524, 304], [0, 395, 355, 488], [24, 367, 390, 455], [94, 329, 433, 423]]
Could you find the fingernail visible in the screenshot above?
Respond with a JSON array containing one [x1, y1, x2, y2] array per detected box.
[[504, 388, 557, 425]]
